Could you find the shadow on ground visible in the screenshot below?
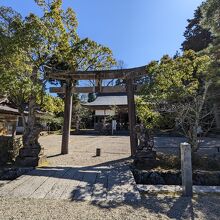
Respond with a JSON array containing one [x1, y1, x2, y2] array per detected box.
[[0, 156, 220, 219]]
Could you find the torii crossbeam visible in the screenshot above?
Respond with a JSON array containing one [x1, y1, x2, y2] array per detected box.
[[47, 66, 147, 156]]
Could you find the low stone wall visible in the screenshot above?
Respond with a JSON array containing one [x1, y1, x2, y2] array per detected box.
[[0, 136, 11, 166], [0, 136, 23, 166], [10, 137, 23, 162], [132, 169, 220, 186]]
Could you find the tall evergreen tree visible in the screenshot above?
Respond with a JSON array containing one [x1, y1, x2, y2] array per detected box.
[[201, 0, 220, 65], [200, 0, 220, 129], [181, 6, 213, 52]]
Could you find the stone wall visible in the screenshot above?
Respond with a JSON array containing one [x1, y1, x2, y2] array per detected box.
[[132, 169, 220, 186], [0, 136, 23, 166], [0, 136, 11, 166]]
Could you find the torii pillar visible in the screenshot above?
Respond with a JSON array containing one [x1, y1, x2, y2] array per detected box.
[[61, 80, 73, 154], [126, 77, 137, 156]]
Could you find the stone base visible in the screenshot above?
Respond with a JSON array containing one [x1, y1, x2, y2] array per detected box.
[[134, 159, 157, 169], [134, 150, 157, 169], [19, 147, 44, 157], [16, 147, 47, 167], [16, 154, 47, 167], [135, 150, 156, 159]]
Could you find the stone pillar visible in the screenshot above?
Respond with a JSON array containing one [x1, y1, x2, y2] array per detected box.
[[180, 142, 193, 197]]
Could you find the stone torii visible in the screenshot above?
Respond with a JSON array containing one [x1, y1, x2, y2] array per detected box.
[[47, 66, 147, 156]]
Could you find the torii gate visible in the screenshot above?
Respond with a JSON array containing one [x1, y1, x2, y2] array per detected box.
[[47, 66, 147, 156]]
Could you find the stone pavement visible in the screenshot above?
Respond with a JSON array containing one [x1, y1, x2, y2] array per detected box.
[[0, 164, 141, 203]]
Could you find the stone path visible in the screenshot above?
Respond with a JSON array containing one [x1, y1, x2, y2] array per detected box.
[[0, 165, 141, 202]]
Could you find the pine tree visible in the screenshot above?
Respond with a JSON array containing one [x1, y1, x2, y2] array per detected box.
[[181, 6, 213, 52]]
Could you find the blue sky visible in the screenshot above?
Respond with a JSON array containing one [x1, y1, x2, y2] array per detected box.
[[1, 0, 203, 68]]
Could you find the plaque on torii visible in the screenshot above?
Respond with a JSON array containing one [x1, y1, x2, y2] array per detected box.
[[46, 66, 147, 156]]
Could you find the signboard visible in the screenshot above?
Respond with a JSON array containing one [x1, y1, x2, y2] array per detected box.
[[95, 110, 115, 116], [112, 120, 117, 130]]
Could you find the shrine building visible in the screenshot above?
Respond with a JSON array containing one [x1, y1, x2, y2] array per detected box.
[[83, 92, 129, 131]]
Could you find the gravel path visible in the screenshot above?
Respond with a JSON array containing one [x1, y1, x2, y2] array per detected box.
[[0, 195, 219, 220], [0, 134, 219, 219]]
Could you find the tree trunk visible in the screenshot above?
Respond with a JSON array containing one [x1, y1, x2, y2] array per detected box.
[[214, 103, 220, 129]]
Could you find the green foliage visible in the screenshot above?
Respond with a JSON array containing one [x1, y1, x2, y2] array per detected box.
[[201, 0, 220, 38], [0, 6, 40, 112], [142, 50, 211, 103], [199, 0, 220, 111], [72, 96, 92, 130], [200, 0, 220, 74], [139, 51, 212, 150], [136, 97, 161, 129], [0, 0, 116, 103], [41, 94, 64, 114], [0, 1, 116, 144], [87, 93, 96, 103]]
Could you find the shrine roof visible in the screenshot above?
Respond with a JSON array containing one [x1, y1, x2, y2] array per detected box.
[[0, 105, 20, 115], [83, 93, 128, 107]]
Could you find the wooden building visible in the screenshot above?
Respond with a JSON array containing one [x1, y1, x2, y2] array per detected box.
[[0, 97, 48, 136], [0, 98, 19, 136], [83, 92, 129, 131]]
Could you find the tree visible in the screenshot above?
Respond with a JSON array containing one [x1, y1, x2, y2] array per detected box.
[[139, 50, 212, 151], [72, 96, 92, 132], [136, 97, 161, 130], [41, 94, 64, 114], [0, 6, 39, 131], [200, 0, 220, 128], [40, 94, 64, 131], [181, 6, 213, 52], [87, 93, 96, 103], [0, 0, 116, 164], [200, 0, 220, 67], [201, 0, 220, 39]]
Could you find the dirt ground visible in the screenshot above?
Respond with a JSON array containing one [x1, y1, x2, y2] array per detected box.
[[39, 134, 131, 166], [39, 134, 220, 166]]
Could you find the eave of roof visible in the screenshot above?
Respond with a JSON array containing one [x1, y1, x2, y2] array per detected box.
[[0, 105, 20, 115], [0, 104, 49, 116], [83, 93, 128, 107]]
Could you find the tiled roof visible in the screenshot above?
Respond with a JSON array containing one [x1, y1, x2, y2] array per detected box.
[[0, 105, 20, 115], [84, 93, 128, 106], [0, 97, 9, 104]]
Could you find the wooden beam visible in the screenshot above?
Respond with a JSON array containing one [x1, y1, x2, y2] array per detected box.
[[126, 78, 137, 156], [61, 81, 73, 155], [49, 87, 65, 93], [50, 85, 126, 94], [50, 85, 142, 94], [46, 66, 147, 80]]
